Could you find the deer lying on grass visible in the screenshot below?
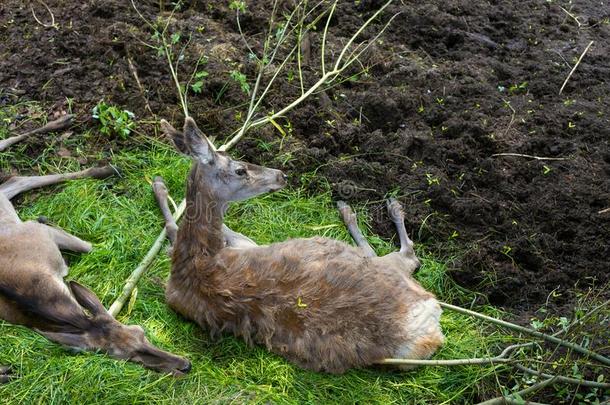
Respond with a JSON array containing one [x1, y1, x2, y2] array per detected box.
[[0, 165, 191, 382], [155, 117, 444, 374]]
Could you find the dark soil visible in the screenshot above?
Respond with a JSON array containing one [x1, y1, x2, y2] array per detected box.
[[1, 0, 608, 314]]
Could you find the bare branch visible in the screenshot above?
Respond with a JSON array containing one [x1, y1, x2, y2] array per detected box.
[[491, 153, 568, 161], [377, 342, 533, 366], [440, 302, 610, 365], [559, 41, 594, 95]]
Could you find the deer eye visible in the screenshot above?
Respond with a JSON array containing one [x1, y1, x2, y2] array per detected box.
[[235, 168, 247, 176]]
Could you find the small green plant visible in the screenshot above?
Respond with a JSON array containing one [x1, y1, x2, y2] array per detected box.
[[425, 173, 440, 186], [92, 101, 136, 139], [230, 70, 250, 95], [190, 70, 209, 94], [228, 0, 246, 12], [508, 81, 528, 94]]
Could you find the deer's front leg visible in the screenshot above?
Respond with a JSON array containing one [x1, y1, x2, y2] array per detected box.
[[41, 223, 92, 253], [0, 166, 115, 200], [222, 224, 257, 248], [336, 201, 377, 257]]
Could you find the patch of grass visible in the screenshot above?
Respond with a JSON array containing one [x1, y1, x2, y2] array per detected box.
[[7, 105, 607, 403], [0, 134, 518, 403]]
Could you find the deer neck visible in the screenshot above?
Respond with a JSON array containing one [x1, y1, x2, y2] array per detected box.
[[176, 162, 225, 259]]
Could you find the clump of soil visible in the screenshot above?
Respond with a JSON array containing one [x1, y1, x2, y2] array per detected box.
[[1, 0, 608, 313]]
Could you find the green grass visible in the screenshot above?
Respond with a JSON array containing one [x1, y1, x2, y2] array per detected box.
[[4, 105, 595, 403]]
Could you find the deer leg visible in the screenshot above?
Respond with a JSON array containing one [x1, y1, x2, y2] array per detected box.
[[386, 198, 415, 257], [0, 193, 20, 224], [152, 176, 178, 245], [0, 365, 12, 384], [222, 224, 257, 248], [41, 224, 92, 253], [337, 201, 377, 257], [0, 166, 116, 200], [0, 114, 74, 152]]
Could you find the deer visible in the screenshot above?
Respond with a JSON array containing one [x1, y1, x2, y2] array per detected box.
[[0, 133, 191, 383], [153, 117, 444, 374]]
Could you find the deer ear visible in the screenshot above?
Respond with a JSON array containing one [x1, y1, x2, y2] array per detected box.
[[161, 119, 189, 155], [69, 281, 108, 318], [183, 117, 214, 164], [38, 330, 90, 350]]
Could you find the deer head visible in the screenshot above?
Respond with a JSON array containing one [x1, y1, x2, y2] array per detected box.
[[39, 282, 191, 376], [161, 117, 287, 203]]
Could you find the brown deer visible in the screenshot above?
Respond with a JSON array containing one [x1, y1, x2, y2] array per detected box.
[[0, 161, 191, 382], [155, 117, 443, 374]]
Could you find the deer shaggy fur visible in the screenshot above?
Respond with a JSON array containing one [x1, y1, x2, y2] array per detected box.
[[164, 118, 444, 374]]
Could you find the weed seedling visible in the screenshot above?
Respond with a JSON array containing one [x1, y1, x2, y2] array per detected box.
[[92, 101, 136, 139], [230, 70, 250, 95]]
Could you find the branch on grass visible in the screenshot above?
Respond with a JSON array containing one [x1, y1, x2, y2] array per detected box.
[[108, 198, 186, 318], [0, 114, 73, 152], [377, 343, 533, 367], [475, 377, 556, 405], [440, 302, 610, 366], [514, 364, 610, 389]]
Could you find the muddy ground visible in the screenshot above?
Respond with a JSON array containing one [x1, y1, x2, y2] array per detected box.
[[0, 0, 608, 315]]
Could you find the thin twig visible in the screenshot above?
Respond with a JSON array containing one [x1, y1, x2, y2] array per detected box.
[[559, 41, 594, 95], [475, 377, 556, 405], [108, 199, 186, 318], [440, 302, 610, 366], [515, 364, 610, 389], [220, 0, 395, 151], [321, 0, 338, 76], [30, 0, 57, 29], [377, 343, 533, 366], [559, 6, 582, 28], [598, 208, 610, 215], [491, 153, 568, 161], [126, 54, 155, 117], [501, 98, 516, 137]]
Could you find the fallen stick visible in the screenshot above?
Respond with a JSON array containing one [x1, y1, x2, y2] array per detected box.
[[0, 114, 73, 152], [559, 40, 594, 95], [491, 153, 568, 161], [475, 377, 556, 405], [377, 342, 532, 367], [30, 0, 57, 29], [515, 364, 610, 389], [108, 198, 186, 318], [440, 302, 610, 366]]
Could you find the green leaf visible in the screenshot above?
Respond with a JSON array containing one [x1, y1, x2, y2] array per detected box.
[[191, 81, 204, 94]]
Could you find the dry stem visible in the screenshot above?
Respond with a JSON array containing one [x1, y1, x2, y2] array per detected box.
[[108, 198, 186, 318], [377, 343, 532, 366], [491, 153, 568, 161], [440, 302, 610, 366], [30, 0, 57, 29], [559, 41, 594, 95]]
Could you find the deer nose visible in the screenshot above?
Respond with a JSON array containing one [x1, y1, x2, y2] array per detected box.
[[179, 361, 192, 374]]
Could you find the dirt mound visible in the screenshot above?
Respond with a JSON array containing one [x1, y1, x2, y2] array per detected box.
[[1, 0, 608, 313]]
